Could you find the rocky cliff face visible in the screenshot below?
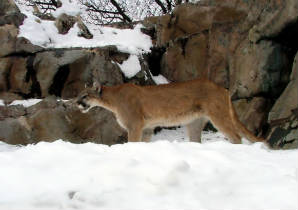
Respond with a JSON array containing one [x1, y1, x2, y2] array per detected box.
[[0, 0, 297, 148], [143, 0, 298, 148]]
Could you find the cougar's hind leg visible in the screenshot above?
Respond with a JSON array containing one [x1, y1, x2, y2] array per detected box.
[[208, 112, 242, 144], [186, 118, 208, 143], [142, 128, 154, 142]]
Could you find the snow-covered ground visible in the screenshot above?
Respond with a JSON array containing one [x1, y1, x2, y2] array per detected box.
[[0, 128, 297, 210], [2, 2, 296, 209]]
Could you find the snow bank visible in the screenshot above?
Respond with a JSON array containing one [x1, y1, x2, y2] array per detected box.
[[0, 129, 297, 210]]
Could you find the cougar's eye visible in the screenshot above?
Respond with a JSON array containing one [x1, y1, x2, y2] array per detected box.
[[81, 94, 88, 99]]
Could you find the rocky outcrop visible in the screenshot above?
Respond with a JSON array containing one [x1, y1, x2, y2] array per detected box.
[[0, 46, 130, 100], [0, 97, 126, 145], [143, 0, 298, 148], [266, 52, 298, 149], [0, 0, 42, 57], [0, 0, 151, 146], [0, 0, 25, 27]]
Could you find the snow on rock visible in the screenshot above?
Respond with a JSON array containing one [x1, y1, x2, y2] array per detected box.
[[8, 99, 42, 107], [117, 54, 141, 78], [15, 1, 152, 54], [152, 74, 170, 84], [0, 129, 297, 210]]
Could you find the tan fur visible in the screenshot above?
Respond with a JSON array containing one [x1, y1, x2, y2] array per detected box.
[[76, 79, 265, 144]]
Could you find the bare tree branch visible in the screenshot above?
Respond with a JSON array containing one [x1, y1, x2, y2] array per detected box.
[[154, 0, 168, 14], [110, 0, 132, 23]]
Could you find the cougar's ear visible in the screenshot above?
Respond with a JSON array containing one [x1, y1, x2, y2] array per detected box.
[[92, 81, 101, 93]]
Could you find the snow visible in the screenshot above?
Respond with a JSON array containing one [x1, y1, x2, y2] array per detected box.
[[117, 55, 141, 78], [52, 0, 82, 18], [0, 128, 297, 210], [8, 99, 42, 107], [152, 74, 170, 84], [0, 99, 69, 107], [3, 3, 297, 208], [15, 1, 152, 55]]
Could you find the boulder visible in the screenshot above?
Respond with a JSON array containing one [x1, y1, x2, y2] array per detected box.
[[34, 49, 88, 97], [0, 104, 26, 121], [229, 40, 290, 98], [0, 57, 12, 91], [55, 13, 77, 35], [0, 97, 127, 145], [233, 97, 269, 136], [61, 48, 124, 98], [77, 17, 93, 39], [66, 107, 126, 145], [0, 92, 22, 104], [0, 0, 25, 27], [0, 24, 18, 57], [0, 117, 31, 145], [55, 13, 93, 39], [161, 33, 209, 82], [267, 52, 298, 148], [33, 47, 125, 98], [9, 57, 32, 95]]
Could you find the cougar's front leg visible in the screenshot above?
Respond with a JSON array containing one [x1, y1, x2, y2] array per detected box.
[[127, 124, 144, 142]]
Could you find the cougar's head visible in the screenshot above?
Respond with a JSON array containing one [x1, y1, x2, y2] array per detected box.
[[76, 82, 102, 113]]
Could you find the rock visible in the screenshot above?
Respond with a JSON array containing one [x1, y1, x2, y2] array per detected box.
[[152, 2, 255, 86], [61, 50, 124, 98], [233, 97, 269, 136], [55, 13, 77, 35], [0, 0, 25, 27], [0, 117, 31, 145], [269, 52, 298, 122], [77, 17, 93, 39], [248, 0, 298, 43], [161, 33, 209, 82], [55, 13, 93, 39], [155, 5, 214, 47], [0, 24, 18, 57], [0, 105, 26, 120], [15, 37, 44, 54], [267, 52, 298, 149], [0, 92, 22, 104], [33, 47, 125, 98], [0, 97, 127, 145], [0, 57, 12, 91], [66, 107, 126, 145], [27, 107, 76, 143], [34, 49, 88, 97], [9, 57, 32, 95], [229, 40, 290, 98]]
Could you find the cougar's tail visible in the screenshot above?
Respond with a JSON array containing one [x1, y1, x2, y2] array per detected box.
[[228, 95, 265, 143]]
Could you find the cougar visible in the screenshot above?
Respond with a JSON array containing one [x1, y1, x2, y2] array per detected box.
[[76, 79, 265, 144]]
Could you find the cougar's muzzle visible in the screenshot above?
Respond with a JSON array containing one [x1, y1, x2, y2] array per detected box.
[[76, 94, 91, 111]]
